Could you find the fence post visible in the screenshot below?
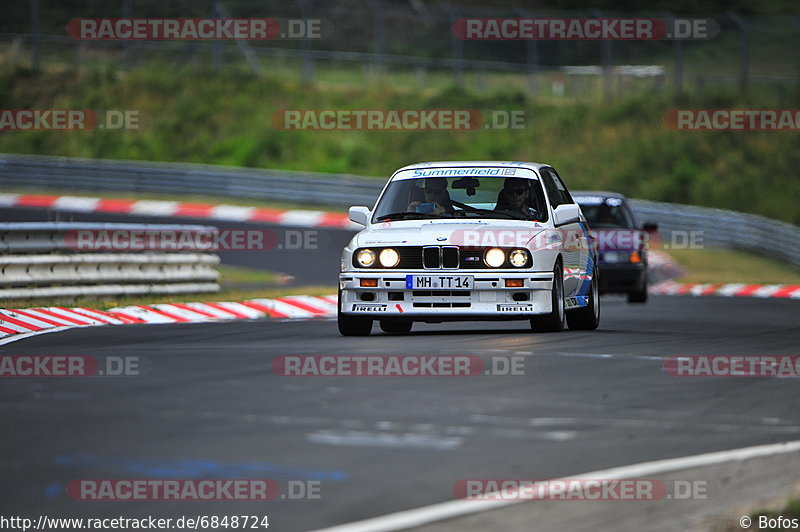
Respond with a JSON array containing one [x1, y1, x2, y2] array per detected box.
[[30, 0, 40, 71], [590, 9, 613, 100], [729, 12, 750, 95], [445, 2, 464, 88], [514, 7, 539, 99], [789, 16, 800, 91], [214, 1, 264, 78], [123, 0, 132, 70], [369, 0, 386, 86], [211, 5, 222, 73], [673, 37, 684, 93], [300, 0, 314, 85], [662, 11, 684, 93]]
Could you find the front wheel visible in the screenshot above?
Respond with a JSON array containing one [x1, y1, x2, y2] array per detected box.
[[567, 270, 600, 330], [628, 283, 648, 304], [530, 262, 565, 332], [337, 290, 373, 336]]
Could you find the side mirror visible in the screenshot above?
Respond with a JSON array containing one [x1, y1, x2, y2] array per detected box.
[[553, 203, 581, 226], [643, 222, 659, 231], [348, 206, 371, 226]]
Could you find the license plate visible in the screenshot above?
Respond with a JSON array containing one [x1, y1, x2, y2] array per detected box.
[[406, 275, 473, 290]]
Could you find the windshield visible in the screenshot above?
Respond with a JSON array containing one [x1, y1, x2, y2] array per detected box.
[[372, 174, 548, 223], [574, 196, 635, 229]]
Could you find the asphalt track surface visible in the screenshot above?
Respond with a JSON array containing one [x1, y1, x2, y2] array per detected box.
[[1, 296, 799, 531], [2, 206, 800, 530]]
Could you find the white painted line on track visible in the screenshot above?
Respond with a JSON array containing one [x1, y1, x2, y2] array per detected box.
[[310, 439, 800, 532]]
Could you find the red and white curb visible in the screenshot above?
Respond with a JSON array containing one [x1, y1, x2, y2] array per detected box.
[[651, 281, 800, 299], [0, 193, 359, 229], [0, 295, 338, 342]]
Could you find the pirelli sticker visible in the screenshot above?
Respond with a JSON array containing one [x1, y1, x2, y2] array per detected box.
[[352, 304, 387, 312], [497, 304, 535, 312]]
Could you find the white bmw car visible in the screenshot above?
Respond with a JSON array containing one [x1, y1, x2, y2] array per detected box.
[[337, 161, 599, 336]]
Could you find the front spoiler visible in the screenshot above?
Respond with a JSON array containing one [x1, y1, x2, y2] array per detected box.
[[339, 270, 555, 318]]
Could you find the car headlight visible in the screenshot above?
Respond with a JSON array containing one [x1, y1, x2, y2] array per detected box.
[[484, 248, 506, 268], [603, 251, 628, 263], [357, 249, 376, 267], [509, 249, 529, 268], [379, 248, 400, 268]]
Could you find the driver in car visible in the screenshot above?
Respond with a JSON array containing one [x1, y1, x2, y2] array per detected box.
[[496, 177, 534, 217], [408, 177, 455, 214]]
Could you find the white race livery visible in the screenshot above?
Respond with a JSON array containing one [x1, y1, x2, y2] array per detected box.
[[338, 161, 599, 336]]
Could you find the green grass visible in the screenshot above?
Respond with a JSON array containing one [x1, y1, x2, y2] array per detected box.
[[2, 64, 800, 226], [748, 498, 800, 529], [216, 265, 289, 285], [666, 247, 800, 284]]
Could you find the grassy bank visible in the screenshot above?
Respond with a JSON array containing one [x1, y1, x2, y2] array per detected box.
[[2, 66, 800, 225], [666, 248, 800, 284]]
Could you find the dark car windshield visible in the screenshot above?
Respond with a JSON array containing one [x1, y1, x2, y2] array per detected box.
[[372, 175, 548, 223], [574, 195, 636, 228]]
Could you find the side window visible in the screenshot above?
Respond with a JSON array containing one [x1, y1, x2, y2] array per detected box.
[[540, 169, 565, 208], [529, 180, 549, 222], [550, 169, 574, 204]]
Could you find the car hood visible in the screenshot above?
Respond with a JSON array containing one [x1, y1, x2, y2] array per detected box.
[[355, 219, 549, 248]]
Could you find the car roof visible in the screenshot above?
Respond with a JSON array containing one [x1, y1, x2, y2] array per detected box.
[[393, 161, 552, 174], [572, 190, 630, 200]]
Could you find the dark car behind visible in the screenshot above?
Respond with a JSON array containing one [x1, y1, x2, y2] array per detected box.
[[573, 191, 657, 303]]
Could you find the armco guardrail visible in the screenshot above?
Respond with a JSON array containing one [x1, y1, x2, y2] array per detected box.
[[0, 153, 383, 207], [0, 222, 220, 299], [631, 199, 800, 268], [1, 154, 798, 267]]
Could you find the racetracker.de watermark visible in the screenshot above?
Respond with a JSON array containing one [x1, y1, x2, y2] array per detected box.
[[664, 356, 800, 377], [665, 109, 800, 131], [454, 479, 707, 500], [453, 18, 718, 40], [0, 355, 144, 377], [446, 228, 704, 251], [67, 479, 321, 501], [65, 229, 319, 251], [271, 355, 526, 376], [0, 110, 139, 131], [271, 110, 526, 130], [67, 18, 332, 40]]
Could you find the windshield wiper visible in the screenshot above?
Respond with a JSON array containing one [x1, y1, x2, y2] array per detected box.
[[375, 211, 449, 221]]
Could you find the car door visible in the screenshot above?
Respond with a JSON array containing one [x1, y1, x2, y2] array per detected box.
[[552, 169, 593, 297], [540, 168, 586, 297]]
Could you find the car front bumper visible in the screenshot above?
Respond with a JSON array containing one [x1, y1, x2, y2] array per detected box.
[[598, 262, 646, 294], [339, 270, 555, 320]]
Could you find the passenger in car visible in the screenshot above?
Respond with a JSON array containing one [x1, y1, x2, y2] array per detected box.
[[408, 177, 455, 214]]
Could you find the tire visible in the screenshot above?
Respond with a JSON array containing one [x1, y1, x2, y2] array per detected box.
[[567, 269, 600, 330], [337, 290, 373, 336], [380, 320, 413, 334], [530, 262, 565, 332], [627, 273, 648, 304]]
